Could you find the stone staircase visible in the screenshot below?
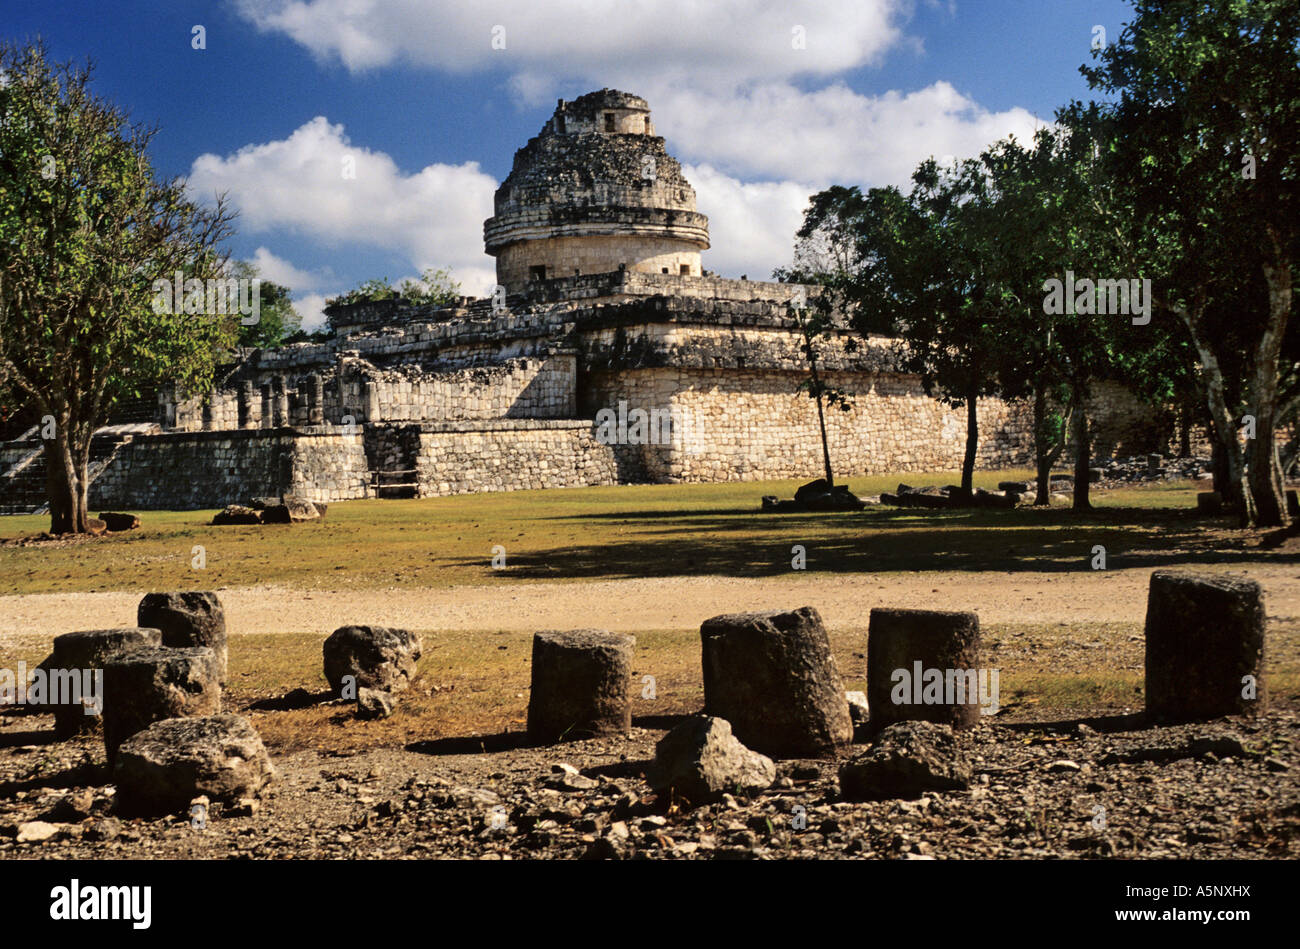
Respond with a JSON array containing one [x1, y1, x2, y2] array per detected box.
[[0, 425, 158, 516]]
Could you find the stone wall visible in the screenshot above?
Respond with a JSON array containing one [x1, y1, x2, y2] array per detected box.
[[409, 420, 621, 496], [496, 236, 701, 287], [90, 428, 369, 509], [582, 367, 1038, 482]]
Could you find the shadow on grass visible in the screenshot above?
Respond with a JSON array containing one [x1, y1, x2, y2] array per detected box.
[[456, 505, 1296, 580], [247, 688, 336, 712], [406, 732, 530, 756]]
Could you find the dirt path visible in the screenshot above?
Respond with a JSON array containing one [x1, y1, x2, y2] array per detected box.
[[4, 565, 1300, 639]]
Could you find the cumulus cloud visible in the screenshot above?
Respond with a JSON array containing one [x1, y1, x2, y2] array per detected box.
[[234, 0, 906, 80], [187, 116, 499, 295], [247, 246, 324, 290], [685, 165, 812, 279], [651, 80, 1045, 187]]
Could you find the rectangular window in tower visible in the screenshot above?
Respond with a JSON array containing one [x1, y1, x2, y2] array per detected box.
[[530, 265, 547, 281], [680, 265, 691, 275], [605, 113, 615, 132]]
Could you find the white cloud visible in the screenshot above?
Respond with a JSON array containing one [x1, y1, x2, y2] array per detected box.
[[234, 0, 907, 80], [187, 116, 499, 294], [686, 165, 812, 279], [651, 80, 1045, 187], [293, 292, 331, 332], [248, 246, 323, 290]]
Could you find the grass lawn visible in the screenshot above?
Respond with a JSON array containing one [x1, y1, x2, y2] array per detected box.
[[0, 470, 1258, 596]]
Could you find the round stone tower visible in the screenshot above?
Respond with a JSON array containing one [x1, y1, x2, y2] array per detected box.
[[484, 89, 710, 293]]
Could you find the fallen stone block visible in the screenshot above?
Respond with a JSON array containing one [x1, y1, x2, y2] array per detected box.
[[113, 714, 276, 815], [211, 505, 261, 525], [838, 721, 971, 800], [323, 625, 422, 695], [648, 715, 776, 805], [700, 606, 852, 758], [527, 629, 634, 744], [97, 512, 140, 532], [357, 687, 395, 720]]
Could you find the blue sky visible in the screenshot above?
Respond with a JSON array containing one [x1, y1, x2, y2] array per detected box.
[[8, 0, 1136, 328]]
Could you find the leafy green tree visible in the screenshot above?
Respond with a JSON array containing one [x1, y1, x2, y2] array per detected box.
[[327, 267, 461, 308], [1082, 0, 1300, 526], [230, 260, 301, 350], [0, 42, 237, 533]]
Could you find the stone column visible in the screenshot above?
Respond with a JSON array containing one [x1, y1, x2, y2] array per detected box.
[[308, 374, 325, 425], [364, 381, 381, 422], [867, 608, 985, 732], [700, 607, 852, 758], [273, 376, 289, 428], [238, 381, 256, 430], [260, 383, 273, 429], [527, 629, 634, 744], [200, 399, 214, 432], [1144, 571, 1266, 723]]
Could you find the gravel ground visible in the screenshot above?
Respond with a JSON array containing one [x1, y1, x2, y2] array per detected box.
[[2, 708, 1295, 860]]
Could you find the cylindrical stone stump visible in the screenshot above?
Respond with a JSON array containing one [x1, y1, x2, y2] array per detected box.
[[102, 646, 221, 763], [48, 627, 162, 738], [700, 607, 852, 758], [1144, 571, 1266, 723], [867, 608, 984, 733], [526, 629, 633, 745], [137, 591, 228, 684]]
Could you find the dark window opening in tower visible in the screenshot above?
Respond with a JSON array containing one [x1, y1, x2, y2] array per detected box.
[[643, 117, 649, 133], [604, 113, 615, 132], [556, 116, 565, 133], [530, 265, 547, 281], [680, 265, 691, 275], [661, 267, 669, 274]]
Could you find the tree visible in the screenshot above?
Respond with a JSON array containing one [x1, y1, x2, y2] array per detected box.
[[231, 260, 300, 350], [785, 293, 854, 487], [0, 42, 236, 533], [326, 266, 461, 308], [1082, 0, 1300, 526]]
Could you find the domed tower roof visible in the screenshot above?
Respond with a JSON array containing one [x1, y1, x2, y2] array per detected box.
[[484, 89, 710, 293]]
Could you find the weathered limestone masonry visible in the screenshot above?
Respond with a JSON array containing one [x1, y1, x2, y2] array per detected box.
[[14, 88, 1168, 512]]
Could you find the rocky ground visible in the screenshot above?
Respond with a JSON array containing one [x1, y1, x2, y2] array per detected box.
[[1, 706, 1295, 860]]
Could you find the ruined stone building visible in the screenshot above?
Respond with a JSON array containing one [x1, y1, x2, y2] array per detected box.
[[0, 90, 1163, 512]]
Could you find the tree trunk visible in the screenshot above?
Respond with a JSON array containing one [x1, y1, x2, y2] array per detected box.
[[43, 432, 78, 534], [1177, 307, 1256, 525], [1033, 383, 1067, 506], [814, 388, 834, 488], [1246, 253, 1292, 527], [961, 387, 978, 498], [1072, 386, 1091, 511]]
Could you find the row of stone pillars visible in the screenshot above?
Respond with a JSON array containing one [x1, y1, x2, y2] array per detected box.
[[522, 570, 1268, 758], [231, 374, 327, 430]]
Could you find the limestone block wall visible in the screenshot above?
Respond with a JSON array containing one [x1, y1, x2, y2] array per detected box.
[[497, 235, 701, 287], [582, 367, 1038, 482], [410, 420, 621, 496], [89, 429, 369, 509]]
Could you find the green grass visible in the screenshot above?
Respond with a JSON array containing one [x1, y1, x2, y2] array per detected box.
[[0, 471, 1262, 596]]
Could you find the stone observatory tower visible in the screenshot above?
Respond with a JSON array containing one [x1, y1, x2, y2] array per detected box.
[[484, 89, 710, 293]]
